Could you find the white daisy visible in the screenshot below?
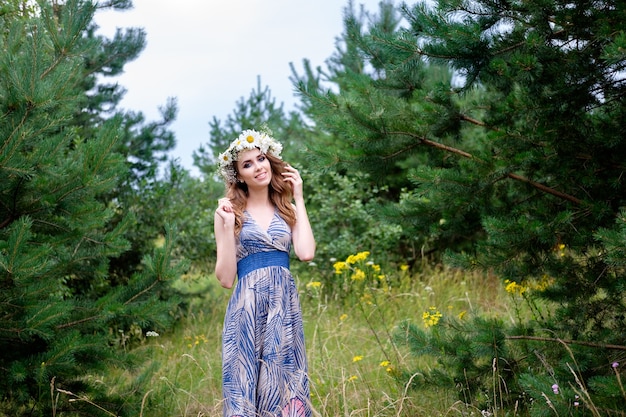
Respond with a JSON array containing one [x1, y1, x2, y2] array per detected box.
[[216, 129, 284, 184]]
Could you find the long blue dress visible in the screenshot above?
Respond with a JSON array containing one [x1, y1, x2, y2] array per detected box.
[[222, 211, 311, 417]]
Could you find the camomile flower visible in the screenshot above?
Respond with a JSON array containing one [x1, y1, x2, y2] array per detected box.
[[216, 129, 283, 184]]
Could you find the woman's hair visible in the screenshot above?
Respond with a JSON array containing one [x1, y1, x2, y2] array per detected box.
[[225, 152, 296, 235]]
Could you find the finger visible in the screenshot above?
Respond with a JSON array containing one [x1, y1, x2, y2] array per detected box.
[[215, 206, 234, 219], [282, 169, 300, 177]]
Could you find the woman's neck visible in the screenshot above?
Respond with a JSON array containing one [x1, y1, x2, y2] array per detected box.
[[245, 188, 272, 208]]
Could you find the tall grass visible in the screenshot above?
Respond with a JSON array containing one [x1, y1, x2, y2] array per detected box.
[[102, 262, 514, 416]]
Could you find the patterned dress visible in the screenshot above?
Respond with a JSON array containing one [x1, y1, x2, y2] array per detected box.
[[222, 210, 311, 417]]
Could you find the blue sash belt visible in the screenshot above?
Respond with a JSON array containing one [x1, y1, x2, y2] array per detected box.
[[237, 250, 290, 278]]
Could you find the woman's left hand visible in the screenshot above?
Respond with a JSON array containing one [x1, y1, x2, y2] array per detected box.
[[282, 164, 304, 199]]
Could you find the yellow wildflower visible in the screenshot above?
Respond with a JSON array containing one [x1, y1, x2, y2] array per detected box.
[[351, 268, 366, 281], [354, 251, 370, 261], [380, 360, 391, 367], [348, 375, 358, 382], [423, 307, 443, 328], [346, 251, 370, 264], [306, 281, 322, 289], [339, 313, 348, 321], [368, 262, 381, 272], [352, 355, 364, 362], [400, 264, 409, 271], [504, 279, 527, 296], [333, 261, 348, 274]]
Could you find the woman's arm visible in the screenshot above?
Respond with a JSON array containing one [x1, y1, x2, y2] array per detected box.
[[283, 165, 316, 261], [214, 198, 238, 288], [291, 198, 316, 261]]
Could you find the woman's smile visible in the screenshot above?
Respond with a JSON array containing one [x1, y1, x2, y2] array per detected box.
[[237, 148, 272, 185]]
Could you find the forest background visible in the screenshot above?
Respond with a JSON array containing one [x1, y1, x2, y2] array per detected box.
[[1, 0, 625, 416]]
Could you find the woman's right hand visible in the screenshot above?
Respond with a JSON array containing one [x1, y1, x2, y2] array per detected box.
[[215, 197, 235, 227], [214, 197, 237, 288]]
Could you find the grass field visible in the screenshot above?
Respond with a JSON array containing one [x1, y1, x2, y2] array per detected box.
[[98, 260, 514, 417]]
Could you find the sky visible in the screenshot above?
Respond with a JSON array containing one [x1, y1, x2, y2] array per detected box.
[[94, 0, 384, 172]]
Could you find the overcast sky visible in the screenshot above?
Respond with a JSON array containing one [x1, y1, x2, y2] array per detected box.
[[94, 0, 384, 171]]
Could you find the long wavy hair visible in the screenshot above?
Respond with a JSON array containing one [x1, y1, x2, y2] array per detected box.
[[225, 152, 296, 236]]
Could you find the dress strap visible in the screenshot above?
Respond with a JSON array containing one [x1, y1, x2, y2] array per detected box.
[[237, 250, 290, 278]]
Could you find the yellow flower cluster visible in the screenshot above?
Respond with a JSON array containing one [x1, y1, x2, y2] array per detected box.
[[333, 261, 348, 274], [504, 279, 527, 296], [379, 360, 393, 373], [331, 251, 391, 298], [346, 251, 370, 264], [306, 281, 322, 289], [333, 251, 370, 274], [351, 268, 366, 281], [184, 334, 208, 348], [334, 251, 384, 279], [423, 307, 443, 328], [505, 275, 554, 296]]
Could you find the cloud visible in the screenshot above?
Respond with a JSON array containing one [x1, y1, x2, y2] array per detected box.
[[95, 0, 382, 170]]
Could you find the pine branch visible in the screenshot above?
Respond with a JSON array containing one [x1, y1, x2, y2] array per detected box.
[[420, 136, 474, 159], [507, 335, 626, 351], [386, 130, 583, 205], [56, 315, 99, 330], [124, 278, 160, 305], [505, 173, 582, 204], [459, 113, 486, 127]]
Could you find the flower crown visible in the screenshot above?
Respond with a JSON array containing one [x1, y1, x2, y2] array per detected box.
[[217, 129, 283, 184]]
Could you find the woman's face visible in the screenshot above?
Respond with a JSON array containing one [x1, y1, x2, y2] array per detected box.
[[236, 148, 272, 188]]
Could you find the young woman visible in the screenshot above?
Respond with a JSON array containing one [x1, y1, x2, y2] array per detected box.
[[214, 129, 315, 417]]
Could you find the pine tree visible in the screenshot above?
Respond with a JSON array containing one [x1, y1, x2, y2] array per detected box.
[[194, 76, 309, 177], [85, 1, 180, 284], [294, 0, 626, 413], [85, 0, 177, 185], [0, 1, 184, 415]]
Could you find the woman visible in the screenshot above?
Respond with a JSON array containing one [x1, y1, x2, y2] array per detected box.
[[214, 129, 315, 417]]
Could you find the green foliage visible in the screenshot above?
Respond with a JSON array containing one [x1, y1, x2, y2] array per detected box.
[[85, 0, 179, 186], [95, 262, 509, 416], [194, 76, 309, 177], [84, 3, 180, 286], [395, 316, 516, 409], [291, 0, 626, 414], [127, 163, 224, 277], [0, 1, 184, 415], [303, 170, 403, 263]]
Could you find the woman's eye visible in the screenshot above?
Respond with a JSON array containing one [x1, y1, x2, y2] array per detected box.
[[258, 156, 266, 162], [243, 162, 251, 168]]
